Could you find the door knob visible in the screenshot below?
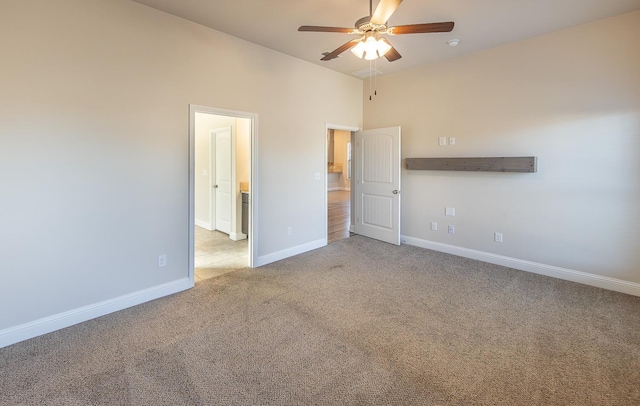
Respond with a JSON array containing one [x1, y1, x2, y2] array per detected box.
[[392, 190, 399, 194], [214, 185, 218, 188]]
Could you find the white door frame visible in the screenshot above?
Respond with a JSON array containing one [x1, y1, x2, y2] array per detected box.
[[189, 104, 258, 283], [325, 123, 360, 245]]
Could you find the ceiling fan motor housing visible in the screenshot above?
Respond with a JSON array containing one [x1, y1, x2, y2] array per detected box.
[[355, 16, 371, 28], [355, 16, 388, 33]]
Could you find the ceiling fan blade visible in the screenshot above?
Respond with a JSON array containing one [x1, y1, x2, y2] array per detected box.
[[389, 22, 455, 35], [321, 39, 361, 61], [381, 38, 402, 62], [298, 26, 357, 34], [371, 0, 403, 25]]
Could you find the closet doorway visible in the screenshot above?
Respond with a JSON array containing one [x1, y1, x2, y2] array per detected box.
[[189, 105, 256, 283]]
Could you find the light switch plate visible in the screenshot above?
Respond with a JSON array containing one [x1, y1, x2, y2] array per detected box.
[[445, 207, 455, 216]]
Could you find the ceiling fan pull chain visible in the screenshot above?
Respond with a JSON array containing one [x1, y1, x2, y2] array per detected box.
[[369, 60, 373, 100], [374, 58, 378, 96]]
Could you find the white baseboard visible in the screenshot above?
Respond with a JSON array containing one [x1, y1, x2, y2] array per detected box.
[[0, 278, 193, 349], [195, 219, 212, 230], [255, 238, 326, 267], [401, 235, 640, 297], [229, 232, 247, 241]]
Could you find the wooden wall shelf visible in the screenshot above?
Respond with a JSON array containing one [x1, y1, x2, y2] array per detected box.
[[405, 157, 537, 173]]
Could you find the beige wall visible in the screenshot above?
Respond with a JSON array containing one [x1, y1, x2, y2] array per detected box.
[[364, 11, 640, 285], [0, 0, 362, 343]]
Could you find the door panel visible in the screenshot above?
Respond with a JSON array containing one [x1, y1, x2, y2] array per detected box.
[[362, 194, 393, 229], [355, 127, 401, 245], [215, 128, 232, 234]]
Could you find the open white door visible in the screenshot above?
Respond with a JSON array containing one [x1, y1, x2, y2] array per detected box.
[[214, 127, 232, 234], [354, 126, 401, 245]]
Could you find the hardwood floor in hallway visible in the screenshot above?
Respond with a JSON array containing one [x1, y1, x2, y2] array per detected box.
[[328, 190, 351, 244]]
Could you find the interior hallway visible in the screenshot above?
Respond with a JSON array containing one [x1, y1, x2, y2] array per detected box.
[[328, 190, 351, 244], [194, 226, 248, 282]]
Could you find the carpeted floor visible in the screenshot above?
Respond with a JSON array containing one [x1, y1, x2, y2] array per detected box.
[[1, 236, 639, 405]]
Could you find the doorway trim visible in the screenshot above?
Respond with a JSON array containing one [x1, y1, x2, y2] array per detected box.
[[325, 123, 360, 245], [189, 104, 258, 284]]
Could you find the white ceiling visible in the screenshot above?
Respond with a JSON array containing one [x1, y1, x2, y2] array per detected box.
[[131, 0, 640, 78]]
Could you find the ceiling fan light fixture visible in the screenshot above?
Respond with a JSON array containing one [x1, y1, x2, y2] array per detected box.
[[376, 39, 392, 56], [351, 35, 392, 60], [301, 0, 455, 63], [351, 41, 366, 58], [363, 36, 379, 59]]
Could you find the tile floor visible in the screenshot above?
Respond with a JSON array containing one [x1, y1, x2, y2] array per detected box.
[[194, 226, 248, 282]]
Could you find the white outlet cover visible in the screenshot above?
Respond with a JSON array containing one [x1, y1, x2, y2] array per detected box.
[[445, 207, 455, 216], [448, 225, 455, 234], [449, 137, 456, 145], [431, 222, 438, 231], [314, 172, 321, 181], [438, 137, 447, 146], [158, 254, 167, 267]]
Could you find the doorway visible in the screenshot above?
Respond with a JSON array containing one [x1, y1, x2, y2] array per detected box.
[[326, 124, 358, 244], [189, 105, 257, 284], [325, 124, 402, 246]]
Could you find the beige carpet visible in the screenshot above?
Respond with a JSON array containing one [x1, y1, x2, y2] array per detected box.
[[2, 236, 639, 405]]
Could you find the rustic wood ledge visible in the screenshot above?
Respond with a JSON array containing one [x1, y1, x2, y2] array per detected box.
[[405, 157, 537, 173]]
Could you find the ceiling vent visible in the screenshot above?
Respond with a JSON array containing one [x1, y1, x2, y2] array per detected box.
[[352, 67, 383, 78]]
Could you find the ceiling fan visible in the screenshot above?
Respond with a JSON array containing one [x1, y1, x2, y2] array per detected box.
[[298, 0, 454, 62]]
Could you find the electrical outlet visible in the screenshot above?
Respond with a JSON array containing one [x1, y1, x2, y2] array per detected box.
[[430, 222, 438, 231], [494, 232, 503, 243], [449, 137, 456, 145], [287, 227, 292, 236], [445, 207, 456, 216], [158, 254, 167, 268], [439, 137, 447, 146], [448, 225, 455, 234]]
